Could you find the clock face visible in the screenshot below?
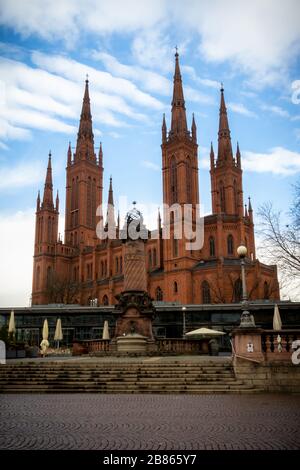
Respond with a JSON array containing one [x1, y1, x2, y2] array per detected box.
[[126, 207, 142, 224]]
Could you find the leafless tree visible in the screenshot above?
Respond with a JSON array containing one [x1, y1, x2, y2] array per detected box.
[[47, 273, 80, 304], [257, 184, 300, 298]]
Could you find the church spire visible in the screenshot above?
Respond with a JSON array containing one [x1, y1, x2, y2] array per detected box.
[[210, 142, 215, 169], [67, 141, 72, 166], [162, 113, 167, 143], [75, 78, 95, 161], [36, 190, 40, 211], [98, 142, 103, 167], [56, 190, 59, 212], [42, 152, 54, 209], [217, 84, 233, 163], [106, 176, 115, 228], [170, 50, 187, 137], [236, 141, 241, 168], [191, 113, 197, 143]]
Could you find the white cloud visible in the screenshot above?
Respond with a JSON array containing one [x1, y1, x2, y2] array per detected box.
[[260, 104, 290, 118], [0, 52, 166, 143], [0, 0, 167, 46], [92, 51, 171, 96], [141, 160, 160, 171], [243, 146, 300, 175], [181, 65, 220, 89], [185, 86, 214, 105], [0, 209, 35, 306], [0, 160, 44, 190], [227, 102, 257, 118], [31, 51, 164, 111], [182, 0, 300, 88]]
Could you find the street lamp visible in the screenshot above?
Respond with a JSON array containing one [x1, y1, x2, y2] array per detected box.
[[182, 306, 187, 337], [237, 245, 255, 328]]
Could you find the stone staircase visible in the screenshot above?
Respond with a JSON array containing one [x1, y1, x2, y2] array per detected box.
[[0, 360, 260, 394]]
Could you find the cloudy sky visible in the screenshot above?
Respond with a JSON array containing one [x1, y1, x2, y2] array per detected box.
[[0, 0, 299, 306]]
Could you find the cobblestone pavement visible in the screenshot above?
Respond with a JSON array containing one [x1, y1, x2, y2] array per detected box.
[[1, 394, 300, 450]]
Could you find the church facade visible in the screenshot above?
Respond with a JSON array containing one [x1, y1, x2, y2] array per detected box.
[[31, 53, 279, 306]]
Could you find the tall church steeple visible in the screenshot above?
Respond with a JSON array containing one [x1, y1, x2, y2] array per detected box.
[[217, 85, 233, 163], [42, 152, 54, 209], [210, 85, 243, 216], [170, 51, 188, 138], [64, 79, 103, 247], [74, 78, 95, 162]]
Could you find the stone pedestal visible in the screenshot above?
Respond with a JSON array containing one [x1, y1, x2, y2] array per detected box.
[[116, 333, 147, 353], [231, 327, 264, 362]]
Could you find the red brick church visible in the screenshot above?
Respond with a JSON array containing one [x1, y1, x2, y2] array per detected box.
[[31, 52, 279, 305]]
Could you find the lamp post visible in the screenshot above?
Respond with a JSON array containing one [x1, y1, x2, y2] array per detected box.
[[237, 245, 255, 328], [182, 306, 186, 337]]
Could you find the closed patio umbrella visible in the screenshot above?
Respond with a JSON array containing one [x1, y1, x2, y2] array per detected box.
[[40, 319, 49, 357], [185, 327, 226, 337], [8, 310, 16, 336], [273, 304, 282, 331], [102, 320, 110, 340], [54, 318, 63, 348]]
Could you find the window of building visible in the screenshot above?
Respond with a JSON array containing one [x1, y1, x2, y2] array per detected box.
[[227, 234, 234, 255], [209, 236, 215, 257], [233, 180, 238, 214], [120, 256, 123, 273], [102, 294, 109, 306], [115, 257, 119, 274], [156, 287, 163, 301], [234, 278, 243, 302], [170, 156, 178, 203], [202, 281, 211, 304], [263, 281, 269, 300], [220, 181, 226, 212], [46, 266, 52, 288], [36, 266, 40, 290], [173, 238, 179, 257], [153, 248, 157, 266], [174, 281, 178, 293], [148, 250, 152, 267], [186, 156, 192, 202]]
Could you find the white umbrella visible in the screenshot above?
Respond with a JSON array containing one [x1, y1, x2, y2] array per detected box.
[[8, 310, 16, 335], [273, 304, 282, 331], [185, 327, 226, 337], [42, 319, 49, 340], [54, 318, 63, 348], [102, 320, 110, 340]]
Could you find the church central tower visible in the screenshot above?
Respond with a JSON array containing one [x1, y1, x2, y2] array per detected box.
[[161, 52, 200, 302], [64, 79, 103, 248]]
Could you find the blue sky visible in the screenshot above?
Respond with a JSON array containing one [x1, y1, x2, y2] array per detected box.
[[0, 0, 299, 306]]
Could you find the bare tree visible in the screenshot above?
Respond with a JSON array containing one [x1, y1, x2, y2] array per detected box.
[[258, 184, 300, 298], [47, 273, 80, 304]]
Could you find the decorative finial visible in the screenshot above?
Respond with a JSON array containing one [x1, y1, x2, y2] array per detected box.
[[86, 73, 89, 82], [220, 82, 224, 91], [132, 201, 137, 206], [49, 150, 51, 157], [175, 45, 178, 56]]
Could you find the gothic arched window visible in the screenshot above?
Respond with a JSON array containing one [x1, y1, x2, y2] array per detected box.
[[220, 181, 226, 212], [174, 281, 178, 293], [46, 266, 52, 288], [202, 281, 211, 304], [186, 156, 192, 202], [227, 234, 234, 255], [87, 176, 92, 227], [209, 236, 215, 257], [264, 281, 269, 300], [234, 278, 243, 302], [173, 238, 179, 257], [102, 294, 109, 306], [156, 286, 163, 301], [148, 250, 152, 267], [233, 179, 238, 214], [36, 266, 40, 290], [170, 156, 178, 203], [153, 248, 157, 266]]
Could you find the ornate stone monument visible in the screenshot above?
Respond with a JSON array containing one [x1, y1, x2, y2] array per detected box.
[[113, 206, 156, 353]]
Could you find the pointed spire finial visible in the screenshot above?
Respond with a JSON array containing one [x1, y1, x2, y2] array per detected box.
[[217, 84, 233, 163], [170, 50, 187, 137], [191, 112, 197, 143], [248, 196, 253, 212], [42, 153, 54, 209], [75, 78, 95, 161]]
